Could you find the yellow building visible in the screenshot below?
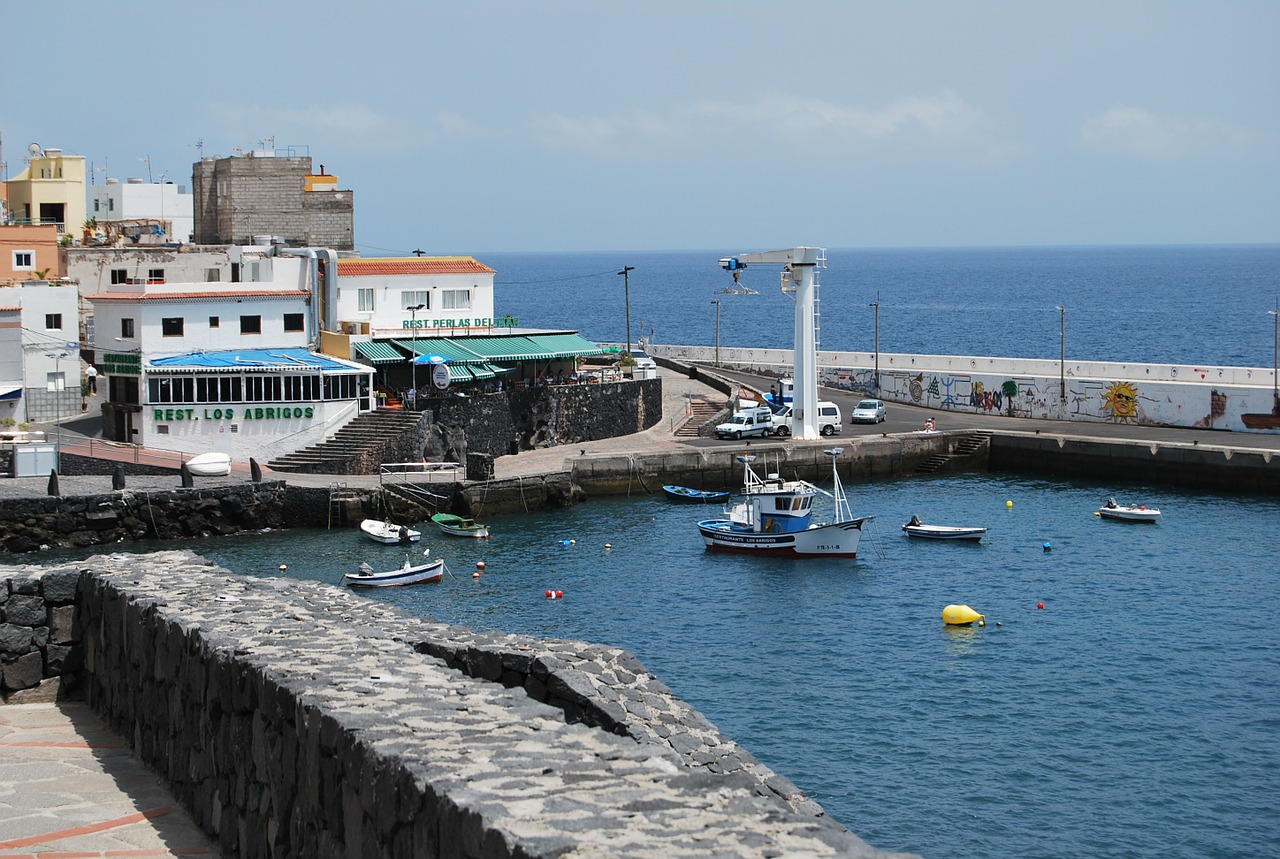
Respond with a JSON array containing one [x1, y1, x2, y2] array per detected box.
[[5, 146, 87, 239]]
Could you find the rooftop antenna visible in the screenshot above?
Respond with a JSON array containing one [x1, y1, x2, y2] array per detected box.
[[196, 137, 204, 159]]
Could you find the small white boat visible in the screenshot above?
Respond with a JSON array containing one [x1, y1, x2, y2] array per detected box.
[[359, 518, 421, 544], [902, 516, 987, 542], [1098, 499, 1161, 523], [185, 452, 232, 476], [343, 555, 443, 588]]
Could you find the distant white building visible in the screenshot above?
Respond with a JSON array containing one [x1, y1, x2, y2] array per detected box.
[[0, 281, 82, 426], [87, 246, 372, 461], [89, 178, 195, 245]]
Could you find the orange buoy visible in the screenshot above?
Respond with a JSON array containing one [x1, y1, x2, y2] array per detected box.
[[476, 561, 486, 569]]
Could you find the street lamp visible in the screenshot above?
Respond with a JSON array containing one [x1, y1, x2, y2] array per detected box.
[[1270, 298, 1279, 407], [710, 299, 721, 366], [869, 297, 880, 394], [1056, 305, 1066, 402], [617, 266, 634, 356], [408, 303, 425, 407]]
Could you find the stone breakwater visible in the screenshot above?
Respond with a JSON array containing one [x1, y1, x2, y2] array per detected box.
[[0, 481, 290, 554], [2, 552, 917, 859]]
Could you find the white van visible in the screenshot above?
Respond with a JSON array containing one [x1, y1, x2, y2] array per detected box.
[[714, 405, 776, 440], [770, 401, 843, 437]]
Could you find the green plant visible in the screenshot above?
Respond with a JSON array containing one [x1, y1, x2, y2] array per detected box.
[[0, 417, 15, 428]]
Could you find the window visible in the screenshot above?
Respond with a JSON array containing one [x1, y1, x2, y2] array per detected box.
[[45, 313, 62, 330], [111, 269, 128, 285], [283, 313, 304, 332], [240, 315, 262, 334], [12, 251, 34, 270], [209, 316, 220, 328], [161, 317, 184, 336], [401, 291, 430, 311], [205, 268, 221, 282], [148, 269, 164, 283], [442, 289, 471, 310], [358, 289, 375, 312], [121, 318, 135, 338]]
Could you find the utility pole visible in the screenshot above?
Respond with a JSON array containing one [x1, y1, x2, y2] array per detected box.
[[1056, 305, 1066, 402], [710, 299, 721, 366], [617, 266, 634, 355], [870, 297, 880, 394]]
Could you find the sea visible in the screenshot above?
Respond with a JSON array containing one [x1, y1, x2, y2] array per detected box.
[[11, 246, 1280, 858], [482, 244, 1280, 368]]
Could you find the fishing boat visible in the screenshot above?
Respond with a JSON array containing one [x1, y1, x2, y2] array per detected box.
[[431, 512, 490, 538], [360, 518, 421, 544], [661, 485, 731, 503], [696, 450, 873, 558], [902, 515, 987, 542], [1098, 498, 1161, 523], [343, 554, 443, 588], [185, 452, 232, 476]]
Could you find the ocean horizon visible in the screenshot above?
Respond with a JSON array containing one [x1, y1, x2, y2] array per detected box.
[[481, 243, 1280, 370]]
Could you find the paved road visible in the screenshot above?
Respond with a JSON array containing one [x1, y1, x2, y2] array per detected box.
[[0, 703, 221, 858]]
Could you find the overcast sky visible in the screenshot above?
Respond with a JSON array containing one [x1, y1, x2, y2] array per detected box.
[[5, 1, 1277, 254]]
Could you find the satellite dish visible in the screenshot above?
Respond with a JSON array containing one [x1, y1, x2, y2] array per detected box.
[[28, 142, 42, 157]]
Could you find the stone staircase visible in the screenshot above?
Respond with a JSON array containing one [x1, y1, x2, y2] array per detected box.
[[266, 408, 425, 473], [675, 398, 726, 438], [914, 431, 991, 474]]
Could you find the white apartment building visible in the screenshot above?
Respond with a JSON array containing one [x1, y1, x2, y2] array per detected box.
[[89, 178, 195, 245], [87, 246, 371, 461], [0, 281, 83, 427]]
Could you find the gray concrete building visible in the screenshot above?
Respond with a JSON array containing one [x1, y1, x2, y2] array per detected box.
[[192, 150, 354, 250]]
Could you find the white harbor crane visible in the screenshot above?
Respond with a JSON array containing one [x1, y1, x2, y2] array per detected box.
[[719, 247, 826, 440]]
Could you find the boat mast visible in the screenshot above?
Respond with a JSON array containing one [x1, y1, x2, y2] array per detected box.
[[825, 448, 850, 523]]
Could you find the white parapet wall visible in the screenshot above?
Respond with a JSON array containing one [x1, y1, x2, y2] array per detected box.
[[649, 344, 1280, 434]]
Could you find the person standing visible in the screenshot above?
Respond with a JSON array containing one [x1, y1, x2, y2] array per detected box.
[[85, 364, 98, 395]]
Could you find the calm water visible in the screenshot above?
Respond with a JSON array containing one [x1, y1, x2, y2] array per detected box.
[[484, 245, 1280, 368], [40, 473, 1279, 859]]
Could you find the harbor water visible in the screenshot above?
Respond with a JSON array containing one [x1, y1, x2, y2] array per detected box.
[[93, 470, 1280, 859]]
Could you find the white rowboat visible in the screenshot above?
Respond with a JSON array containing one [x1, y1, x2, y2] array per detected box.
[[360, 519, 421, 544]]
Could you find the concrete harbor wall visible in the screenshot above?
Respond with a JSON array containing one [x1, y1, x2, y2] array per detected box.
[[0, 553, 912, 858], [650, 344, 1280, 435]]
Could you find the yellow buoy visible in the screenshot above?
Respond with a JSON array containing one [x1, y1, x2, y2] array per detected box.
[[1006, 500, 1013, 509], [943, 604, 986, 627]]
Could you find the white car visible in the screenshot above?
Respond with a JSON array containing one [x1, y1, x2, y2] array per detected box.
[[628, 349, 657, 370], [851, 399, 887, 423]]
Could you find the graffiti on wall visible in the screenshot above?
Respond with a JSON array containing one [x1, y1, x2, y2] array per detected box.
[[1100, 381, 1140, 424]]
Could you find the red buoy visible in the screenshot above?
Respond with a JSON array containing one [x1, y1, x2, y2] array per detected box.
[[1037, 602, 1045, 610]]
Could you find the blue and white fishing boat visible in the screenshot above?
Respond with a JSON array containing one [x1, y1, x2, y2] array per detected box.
[[696, 450, 873, 558]]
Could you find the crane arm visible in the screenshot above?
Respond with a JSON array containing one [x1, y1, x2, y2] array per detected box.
[[719, 247, 825, 271]]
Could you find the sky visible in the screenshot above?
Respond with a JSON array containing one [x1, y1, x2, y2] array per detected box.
[[5, 1, 1278, 254]]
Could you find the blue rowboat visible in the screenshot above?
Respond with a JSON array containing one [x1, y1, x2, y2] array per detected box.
[[662, 485, 731, 503]]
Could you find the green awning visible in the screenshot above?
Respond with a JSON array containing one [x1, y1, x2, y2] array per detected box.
[[526, 333, 606, 358], [388, 333, 602, 366], [393, 338, 491, 363], [354, 341, 407, 364]]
